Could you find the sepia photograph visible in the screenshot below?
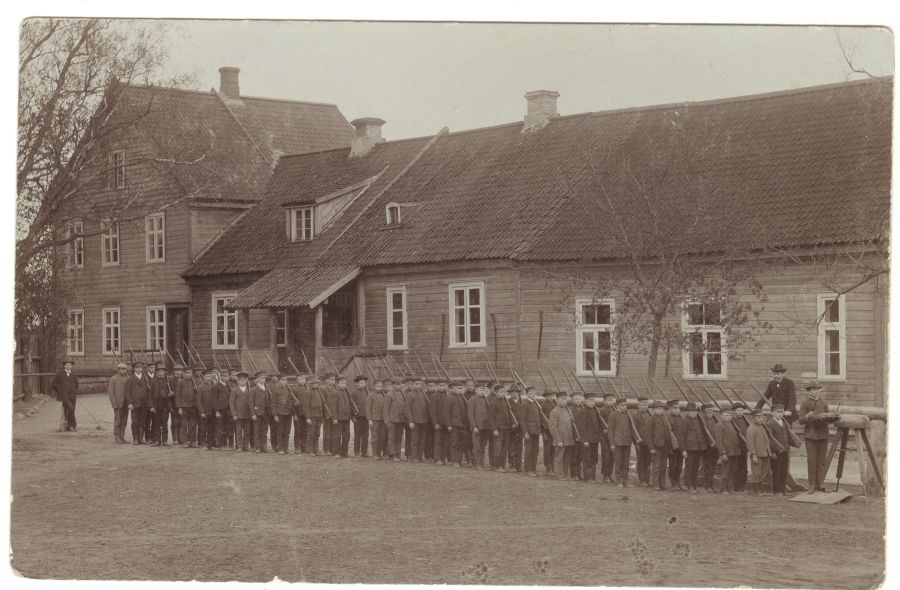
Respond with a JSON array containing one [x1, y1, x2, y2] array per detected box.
[[8, 13, 894, 589]]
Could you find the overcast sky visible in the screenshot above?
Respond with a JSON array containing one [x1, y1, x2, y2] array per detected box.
[[163, 21, 893, 140]]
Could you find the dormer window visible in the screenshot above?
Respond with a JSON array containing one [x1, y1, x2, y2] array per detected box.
[[386, 203, 401, 225], [289, 206, 315, 242]]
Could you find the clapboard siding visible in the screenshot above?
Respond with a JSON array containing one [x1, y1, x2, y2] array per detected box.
[[190, 206, 247, 262], [189, 274, 264, 369]]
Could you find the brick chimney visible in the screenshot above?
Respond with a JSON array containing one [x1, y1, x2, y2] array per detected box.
[[523, 90, 560, 132], [218, 66, 240, 100], [349, 117, 386, 158]]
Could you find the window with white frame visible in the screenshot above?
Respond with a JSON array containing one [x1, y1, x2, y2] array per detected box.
[[575, 298, 616, 375], [386, 286, 408, 349], [145, 213, 165, 262], [289, 207, 315, 242], [102, 307, 121, 356], [110, 150, 126, 189], [67, 309, 84, 355], [212, 292, 238, 349], [818, 294, 846, 380], [386, 203, 401, 225], [147, 306, 166, 352], [682, 299, 726, 378], [449, 281, 485, 348], [67, 220, 84, 269], [275, 309, 287, 348], [101, 219, 119, 266]]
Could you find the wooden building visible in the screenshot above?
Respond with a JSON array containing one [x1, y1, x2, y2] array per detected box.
[[59, 67, 354, 373], [179, 77, 889, 406]]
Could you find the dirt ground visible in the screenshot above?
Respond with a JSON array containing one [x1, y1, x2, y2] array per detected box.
[[10, 394, 885, 587]]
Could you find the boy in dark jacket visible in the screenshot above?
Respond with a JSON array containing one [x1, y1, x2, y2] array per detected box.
[[490, 385, 514, 472], [745, 409, 773, 495], [798, 380, 831, 493], [682, 402, 708, 494], [520, 386, 543, 476], [125, 361, 151, 444], [766, 403, 793, 496], [406, 378, 431, 462], [713, 408, 744, 493], [229, 372, 253, 451], [271, 375, 295, 454], [647, 401, 674, 491], [607, 398, 636, 487], [577, 393, 602, 482]]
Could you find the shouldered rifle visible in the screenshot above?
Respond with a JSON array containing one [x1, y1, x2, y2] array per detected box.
[[296, 352, 333, 420], [416, 357, 430, 380], [608, 377, 643, 445], [264, 351, 301, 406], [432, 354, 453, 382], [672, 378, 715, 447], [461, 361, 478, 383], [564, 402, 581, 441], [704, 385, 748, 448], [323, 352, 359, 415]]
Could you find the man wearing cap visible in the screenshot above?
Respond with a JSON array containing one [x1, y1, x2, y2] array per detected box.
[[667, 400, 688, 490], [351, 376, 370, 458], [229, 372, 253, 451], [468, 383, 494, 470], [270, 374, 294, 455], [51, 359, 80, 432], [124, 361, 151, 444], [507, 387, 523, 472], [148, 364, 171, 446], [798, 380, 831, 494], [384, 379, 406, 461], [176, 367, 199, 448], [548, 392, 575, 480], [700, 403, 720, 493], [490, 385, 514, 472], [431, 380, 451, 465], [321, 373, 338, 455], [635, 397, 653, 487], [328, 376, 354, 458], [598, 393, 616, 483], [291, 374, 308, 454], [197, 370, 217, 450], [567, 392, 584, 480], [766, 404, 792, 496], [607, 398, 636, 487], [250, 372, 269, 452], [539, 390, 557, 476], [303, 377, 325, 455], [406, 378, 431, 462], [682, 402, 709, 494], [444, 381, 467, 467], [107, 362, 129, 443], [756, 364, 797, 421], [576, 393, 602, 482], [213, 369, 233, 450], [745, 409, 773, 495], [366, 378, 387, 459], [647, 400, 673, 491], [519, 386, 542, 476], [169, 365, 184, 445], [713, 407, 743, 493]]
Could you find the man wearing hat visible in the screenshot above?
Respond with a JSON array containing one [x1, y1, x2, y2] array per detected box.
[[169, 365, 184, 444], [766, 404, 793, 496], [229, 372, 253, 451], [107, 362, 129, 443], [666, 400, 687, 490], [468, 383, 495, 470], [366, 378, 387, 459], [351, 376, 370, 458], [51, 359, 80, 432], [446, 381, 469, 467], [634, 397, 653, 486], [576, 393, 602, 482], [176, 366, 199, 448], [798, 380, 831, 493], [647, 400, 673, 491], [520, 386, 543, 476], [292, 374, 309, 454], [598, 393, 617, 483], [125, 361, 151, 444], [548, 392, 575, 479], [148, 364, 171, 446], [607, 398, 637, 487], [539, 390, 557, 475], [756, 364, 797, 421], [197, 370, 217, 450]]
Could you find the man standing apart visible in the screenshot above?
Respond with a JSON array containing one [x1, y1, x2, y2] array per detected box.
[[124, 361, 150, 444], [798, 380, 831, 494], [756, 364, 797, 420], [107, 362, 128, 443], [51, 359, 79, 432]]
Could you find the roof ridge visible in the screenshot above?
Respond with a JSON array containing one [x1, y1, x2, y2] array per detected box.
[[122, 82, 342, 108], [238, 94, 340, 108]]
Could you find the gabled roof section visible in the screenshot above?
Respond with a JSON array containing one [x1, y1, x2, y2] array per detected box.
[[187, 76, 892, 296], [111, 84, 353, 204]]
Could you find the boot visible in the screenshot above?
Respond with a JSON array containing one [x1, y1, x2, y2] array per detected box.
[[746, 483, 758, 495]]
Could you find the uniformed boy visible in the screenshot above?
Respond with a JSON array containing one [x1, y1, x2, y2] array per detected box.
[[520, 386, 543, 477], [366, 379, 387, 459], [303, 377, 325, 455], [352, 376, 370, 457], [447, 381, 470, 467], [331, 376, 354, 458], [271, 374, 294, 454], [507, 387, 524, 472], [214, 369, 233, 450], [548, 392, 575, 480], [731, 402, 750, 491], [125, 361, 151, 445], [607, 397, 635, 487], [406, 377, 431, 462], [176, 367, 199, 448], [568, 392, 584, 480], [251, 372, 270, 453], [577, 393, 602, 482], [745, 409, 773, 495], [169, 365, 184, 444], [490, 385, 513, 472], [539, 389, 557, 475], [148, 364, 170, 446], [700, 403, 720, 492], [713, 407, 743, 494], [468, 383, 494, 470], [229, 372, 253, 451], [292, 374, 308, 454], [667, 400, 687, 490], [635, 397, 653, 486], [798, 380, 831, 494], [682, 402, 709, 493], [107, 362, 129, 444], [647, 400, 673, 490], [598, 393, 616, 482], [384, 379, 406, 461], [767, 404, 793, 496], [432, 380, 451, 465], [321, 373, 338, 454]]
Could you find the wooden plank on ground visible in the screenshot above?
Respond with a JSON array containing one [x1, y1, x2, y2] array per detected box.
[[789, 490, 853, 504]]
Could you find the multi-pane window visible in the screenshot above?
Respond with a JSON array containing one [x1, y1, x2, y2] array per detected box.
[[102, 307, 121, 356], [212, 292, 238, 349], [67, 220, 84, 269], [386, 203, 401, 225], [110, 150, 126, 189], [818, 294, 846, 380], [576, 299, 615, 375], [101, 219, 119, 266], [683, 299, 726, 378], [66, 309, 84, 355], [449, 282, 485, 347], [145, 213, 165, 262], [275, 309, 287, 348], [386, 286, 408, 349], [289, 207, 315, 242], [147, 306, 166, 352]]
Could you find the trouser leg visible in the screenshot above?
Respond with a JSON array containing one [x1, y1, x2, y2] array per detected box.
[[424, 422, 434, 460], [615, 446, 631, 483], [524, 436, 538, 472], [703, 448, 718, 489], [600, 437, 613, 477], [130, 408, 143, 442], [237, 419, 251, 450], [772, 451, 788, 493], [652, 448, 669, 488], [354, 417, 369, 456], [686, 450, 702, 488], [571, 442, 582, 479], [669, 450, 684, 487], [306, 418, 320, 454], [509, 428, 523, 471], [583, 442, 599, 481], [492, 429, 509, 469]]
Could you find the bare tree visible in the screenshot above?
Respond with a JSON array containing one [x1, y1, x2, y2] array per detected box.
[[16, 18, 179, 377], [542, 106, 770, 378]]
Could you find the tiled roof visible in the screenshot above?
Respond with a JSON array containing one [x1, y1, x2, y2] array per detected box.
[[187, 77, 892, 306], [113, 84, 352, 203]]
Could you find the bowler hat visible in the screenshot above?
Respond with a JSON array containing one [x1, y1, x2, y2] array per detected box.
[[770, 364, 787, 373]]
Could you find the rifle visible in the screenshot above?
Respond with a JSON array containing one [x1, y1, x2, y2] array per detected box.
[[264, 351, 301, 406], [482, 353, 499, 382], [606, 378, 643, 445], [564, 402, 581, 441], [416, 357, 430, 380], [321, 352, 358, 415], [378, 355, 396, 380], [461, 361, 478, 383], [672, 378, 715, 447], [432, 354, 453, 382], [702, 385, 748, 449], [547, 367, 564, 392]]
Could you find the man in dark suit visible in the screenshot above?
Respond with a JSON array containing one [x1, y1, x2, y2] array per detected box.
[[756, 364, 797, 421], [124, 361, 151, 444], [51, 359, 79, 431]]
